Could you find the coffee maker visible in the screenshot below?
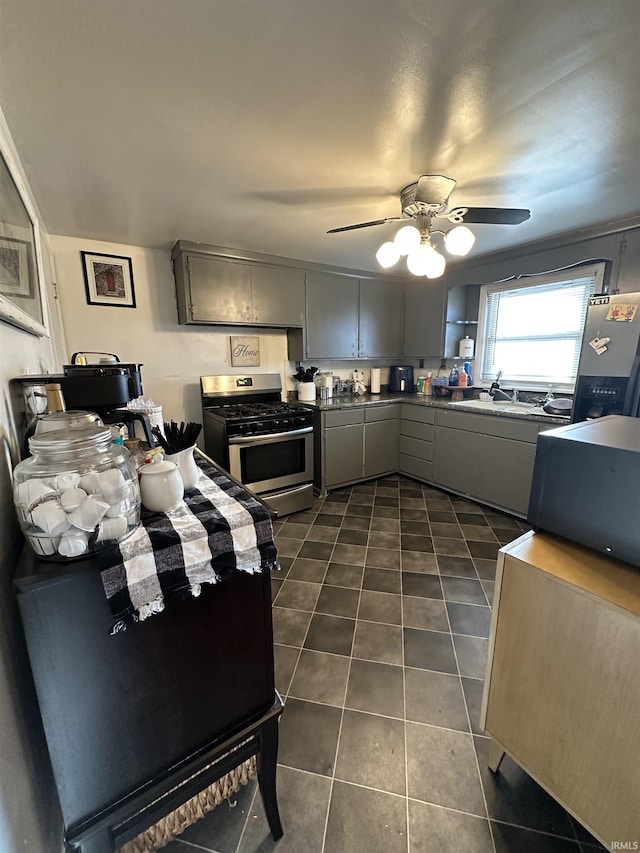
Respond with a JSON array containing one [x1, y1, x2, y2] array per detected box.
[[11, 353, 156, 457]]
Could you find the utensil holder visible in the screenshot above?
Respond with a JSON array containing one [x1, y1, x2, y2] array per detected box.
[[165, 445, 200, 490], [297, 382, 316, 402]]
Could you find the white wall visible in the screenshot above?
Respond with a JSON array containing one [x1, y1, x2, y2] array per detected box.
[[50, 236, 433, 422], [50, 236, 298, 433], [0, 111, 65, 853]]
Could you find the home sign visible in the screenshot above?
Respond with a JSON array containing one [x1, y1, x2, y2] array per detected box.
[[230, 336, 261, 366]]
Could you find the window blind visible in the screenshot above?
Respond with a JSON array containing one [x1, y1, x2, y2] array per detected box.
[[478, 266, 602, 390]]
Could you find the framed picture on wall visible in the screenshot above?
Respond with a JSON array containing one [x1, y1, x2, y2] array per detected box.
[[0, 136, 48, 336], [81, 251, 136, 308], [0, 237, 31, 297]]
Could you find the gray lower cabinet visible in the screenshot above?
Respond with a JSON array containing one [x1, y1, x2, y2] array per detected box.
[[305, 273, 359, 358], [398, 404, 435, 482], [320, 405, 399, 492], [403, 280, 446, 357], [323, 411, 365, 489], [363, 406, 399, 478], [432, 409, 547, 516]]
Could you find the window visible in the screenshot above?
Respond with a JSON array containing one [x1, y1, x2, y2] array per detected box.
[[476, 263, 605, 392]]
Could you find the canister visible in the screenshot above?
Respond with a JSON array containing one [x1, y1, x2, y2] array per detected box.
[[459, 336, 475, 358], [13, 426, 141, 561]]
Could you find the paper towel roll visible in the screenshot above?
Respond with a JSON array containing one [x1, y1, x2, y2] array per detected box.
[[370, 368, 381, 394]]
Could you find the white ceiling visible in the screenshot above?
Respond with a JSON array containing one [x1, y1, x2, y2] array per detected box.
[[1, 0, 639, 274]]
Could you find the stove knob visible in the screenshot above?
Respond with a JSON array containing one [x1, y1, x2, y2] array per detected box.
[[296, 416, 307, 425], [273, 420, 282, 429], [255, 421, 264, 431]]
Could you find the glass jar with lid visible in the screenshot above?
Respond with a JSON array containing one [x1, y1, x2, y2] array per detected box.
[[13, 425, 141, 561]]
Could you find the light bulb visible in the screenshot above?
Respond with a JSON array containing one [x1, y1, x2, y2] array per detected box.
[[444, 225, 475, 256], [376, 240, 401, 268], [406, 243, 436, 276], [425, 249, 446, 278], [393, 225, 421, 255]]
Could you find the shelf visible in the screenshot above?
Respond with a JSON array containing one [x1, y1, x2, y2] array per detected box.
[[446, 320, 478, 325]]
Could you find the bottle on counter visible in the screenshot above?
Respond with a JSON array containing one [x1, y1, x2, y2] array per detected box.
[[458, 369, 468, 387], [448, 367, 459, 386], [424, 372, 433, 396], [463, 361, 473, 386], [459, 336, 475, 358], [416, 376, 425, 394]]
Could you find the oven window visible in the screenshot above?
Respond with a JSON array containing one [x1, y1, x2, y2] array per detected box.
[[241, 436, 307, 484]]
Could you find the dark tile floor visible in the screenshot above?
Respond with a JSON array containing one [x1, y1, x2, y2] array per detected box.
[[165, 476, 607, 853]]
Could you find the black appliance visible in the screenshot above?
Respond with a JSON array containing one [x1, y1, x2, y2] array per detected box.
[[389, 365, 414, 393], [528, 415, 640, 567], [11, 353, 155, 450], [202, 373, 314, 516], [572, 292, 640, 422]]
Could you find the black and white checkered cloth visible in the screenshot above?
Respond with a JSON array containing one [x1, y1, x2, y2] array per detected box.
[[100, 456, 279, 632]]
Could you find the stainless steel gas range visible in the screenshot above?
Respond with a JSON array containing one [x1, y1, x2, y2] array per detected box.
[[201, 373, 314, 516]]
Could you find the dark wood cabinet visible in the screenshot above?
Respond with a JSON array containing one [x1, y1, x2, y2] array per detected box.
[[14, 550, 279, 851]]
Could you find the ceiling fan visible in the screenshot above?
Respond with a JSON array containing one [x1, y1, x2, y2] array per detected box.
[[327, 175, 530, 278]]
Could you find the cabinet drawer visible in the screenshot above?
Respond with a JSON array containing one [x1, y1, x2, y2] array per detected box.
[[399, 453, 432, 482], [400, 420, 434, 443], [365, 404, 400, 423], [399, 435, 433, 462], [400, 403, 435, 424], [325, 409, 365, 428], [435, 408, 540, 442]]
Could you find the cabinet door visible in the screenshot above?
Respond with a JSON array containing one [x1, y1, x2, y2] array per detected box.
[[474, 435, 538, 516], [359, 279, 403, 358], [403, 280, 445, 357], [432, 426, 481, 497], [305, 273, 359, 359], [250, 266, 304, 327], [186, 255, 252, 323], [324, 424, 364, 487], [364, 418, 399, 478]]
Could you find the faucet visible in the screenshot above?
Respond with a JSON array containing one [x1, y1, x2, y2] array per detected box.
[[489, 371, 512, 402]]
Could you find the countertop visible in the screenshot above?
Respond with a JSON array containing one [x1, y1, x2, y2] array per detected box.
[[304, 392, 570, 426]]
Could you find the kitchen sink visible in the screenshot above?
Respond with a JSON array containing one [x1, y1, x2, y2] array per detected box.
[[449, 399, 534, 412], [448, 399, 560, 417]]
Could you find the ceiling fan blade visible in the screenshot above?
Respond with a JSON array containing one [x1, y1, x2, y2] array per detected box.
[[327, 217, 404, 234], [414, 175, 457, 206], [444, 207, 531, 225]]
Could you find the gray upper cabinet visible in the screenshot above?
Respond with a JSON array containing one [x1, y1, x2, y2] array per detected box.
[[178, 254, 252, 324], [305, 273, 359, 359], [403, 279, 446, 357], [359, 279, 403, 358], [173, 244, 304, 327], [250, 265, 304, 326]]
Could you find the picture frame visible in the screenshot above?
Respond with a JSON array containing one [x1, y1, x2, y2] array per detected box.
[[81, 251, 136, 308], [0, 118, 48, 336], [0, 236, 31, 297], [230, 335, 261, 366]]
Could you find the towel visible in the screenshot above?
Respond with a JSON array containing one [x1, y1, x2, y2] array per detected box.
[[100, 456, 279, 632]]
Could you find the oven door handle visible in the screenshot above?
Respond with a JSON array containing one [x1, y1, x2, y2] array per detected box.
[[228, 426, 313, 445]]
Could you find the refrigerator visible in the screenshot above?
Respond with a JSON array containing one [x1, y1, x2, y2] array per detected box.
[[572, 291, 640, 422]]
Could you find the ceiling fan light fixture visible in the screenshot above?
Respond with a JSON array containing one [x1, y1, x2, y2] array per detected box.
[[393, 224, 421, 255], [376, 240, 401, 268], [444, 225, 476, 256], [406, 242, 437, 277], [424, 249, 446, 278]]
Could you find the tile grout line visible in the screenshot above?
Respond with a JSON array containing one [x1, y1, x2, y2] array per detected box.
[[440, 554, 498, 853], [318, 485, 368, 853]]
